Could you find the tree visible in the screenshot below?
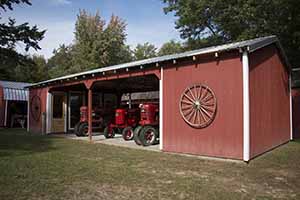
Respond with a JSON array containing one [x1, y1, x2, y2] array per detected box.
[[71, 10, 131, 73], [133, 42, 157, 60], [48, 44, 74, 78], [0, 0, 45, 81], [14, 55, 48, 82], [162, 0, 300, 67], [158, 40, 183, 56]]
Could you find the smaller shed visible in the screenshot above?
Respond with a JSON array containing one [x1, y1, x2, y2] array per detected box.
[[292, 68, 300, 139], [0, 80, 31, 128]]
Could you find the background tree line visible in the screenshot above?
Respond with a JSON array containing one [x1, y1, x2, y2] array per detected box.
[[1, 0, 300, 83]]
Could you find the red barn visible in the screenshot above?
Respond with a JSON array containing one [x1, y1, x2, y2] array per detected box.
[[27, 36, 292, 161]]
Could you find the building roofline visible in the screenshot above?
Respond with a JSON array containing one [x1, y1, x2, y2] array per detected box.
[[27, 35, 290, 88]]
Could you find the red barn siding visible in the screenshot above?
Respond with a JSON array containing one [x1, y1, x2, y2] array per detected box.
[[0, 86, 4, 127], [29, 87, 48, 134], [162, 51, 244, 159], [292, 89, 300, 139], [249, 45, 290, 158]]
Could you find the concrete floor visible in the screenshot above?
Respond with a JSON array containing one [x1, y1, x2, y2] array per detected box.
[[57, 133, 160, 152]]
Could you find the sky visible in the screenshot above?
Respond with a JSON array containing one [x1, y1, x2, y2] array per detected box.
[[1, 0, 181, 59]]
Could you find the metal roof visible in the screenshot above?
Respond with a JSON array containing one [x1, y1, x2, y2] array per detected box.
[[28, 35, 288, 88], [0, 80, 31, 101]]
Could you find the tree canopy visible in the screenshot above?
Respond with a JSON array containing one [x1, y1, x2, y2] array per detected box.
[[158, 40, 183, 56], [0, 0, 45, 82], [133, 42, 157, 60], [163, 0, 300, 67]]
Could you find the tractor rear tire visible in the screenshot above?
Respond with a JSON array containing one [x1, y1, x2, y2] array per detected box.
[[133, 126, 143, 145], [139, 126, 158, 146], [78, 122, 89, 137], [104, 127, 116, 138], [122, 126, 134, 141], [74, 122, 81, 136]]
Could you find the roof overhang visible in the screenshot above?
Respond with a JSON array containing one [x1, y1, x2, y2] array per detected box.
[[27, 35, 290, 89]]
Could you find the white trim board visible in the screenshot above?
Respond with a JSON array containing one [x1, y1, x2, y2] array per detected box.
[[289, 74, 293, 140], [159, 67, 164, 151], [4, 100, 8, 127], [46, 92, 52, 134], [242, 51, 250, 162]]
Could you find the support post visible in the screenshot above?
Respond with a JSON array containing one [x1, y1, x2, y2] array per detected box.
[[27, 97, 30, 132], [46, 91, 52, 134], [128, 93, 132, 109], [242, 51, 250, 162], [289, 73, 293, 140], [4, 100, 8, 127], [159, 67, 164, 151], [88, 88, 92, 142]]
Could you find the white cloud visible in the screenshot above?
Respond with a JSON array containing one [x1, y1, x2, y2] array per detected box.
[[49, 0, 72, 6]]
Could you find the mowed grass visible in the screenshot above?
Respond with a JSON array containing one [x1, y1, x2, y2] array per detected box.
[[0, 129, 300, 200]]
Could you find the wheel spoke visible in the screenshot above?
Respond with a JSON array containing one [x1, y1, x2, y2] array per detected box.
[[188, 88, 196, 101], [199, 108, 208, 123], [202, 94, 213, 103], [183, 93, 195, 103], [200, 107, 212, 119], [181, 100, 193, 105], [201, 104, 215, 112], [180, 84, 216, 128]]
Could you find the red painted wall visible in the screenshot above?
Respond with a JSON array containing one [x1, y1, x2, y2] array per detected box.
[[0, 86, 4, 127], [292, 89, 300, 139], [162, 51, 244, 159], [29, 87, 48, 134], [249, 45, 290, 158]]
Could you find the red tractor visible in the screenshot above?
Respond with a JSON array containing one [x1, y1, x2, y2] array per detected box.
[[104, 108, 140, 140], [74, 106, 112, 137], [133, 103, 159, 146]]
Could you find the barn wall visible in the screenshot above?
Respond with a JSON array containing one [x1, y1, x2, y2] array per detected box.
[[29, 87, 48, 134], [0, 86, 4, 127], [249, 45, 290, 158], [162, 51, 244, 159], [292, 88, 300, 139]]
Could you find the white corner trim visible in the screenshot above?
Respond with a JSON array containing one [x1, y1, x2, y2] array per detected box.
[[289, 74, 293, 140], [46, 92, 52, 134], [159, 67, 164, 151], [64, 95, 67, 133], [4, 100, 8, 127], [242, 51, 250, 162], [27, 97, 30, 132]]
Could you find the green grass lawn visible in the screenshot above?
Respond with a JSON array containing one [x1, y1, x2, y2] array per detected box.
[[0, 129, 300, 200]]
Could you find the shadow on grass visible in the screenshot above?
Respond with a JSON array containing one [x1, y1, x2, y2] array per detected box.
[[0, 128, 56, 157]]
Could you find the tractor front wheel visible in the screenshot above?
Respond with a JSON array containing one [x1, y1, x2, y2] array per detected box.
[[122, 127, 134, 141], [78, 122, 89, 137], [133, 126, 143, 145], [104, 126, 116, 138], [140, 126, 158, 146]]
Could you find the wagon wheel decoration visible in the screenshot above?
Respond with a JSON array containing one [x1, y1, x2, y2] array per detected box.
[[30, 95, 41, 121], [179, 84, 217, 128]]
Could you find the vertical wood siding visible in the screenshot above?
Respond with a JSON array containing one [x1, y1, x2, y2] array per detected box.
[[29, 87, 48, 134], [162, 51, 244, 159], [249, 45, 290, 158]]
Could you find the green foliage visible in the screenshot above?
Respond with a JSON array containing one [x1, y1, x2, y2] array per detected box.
[[133, 42, 157, 60], [48, 44, 74, 77], [158, 40, 183, 56], [14, 55, 48, 82], [69, 11, 131, 74], [0, 0, 45, 82], [163, 0, 300, 67]]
